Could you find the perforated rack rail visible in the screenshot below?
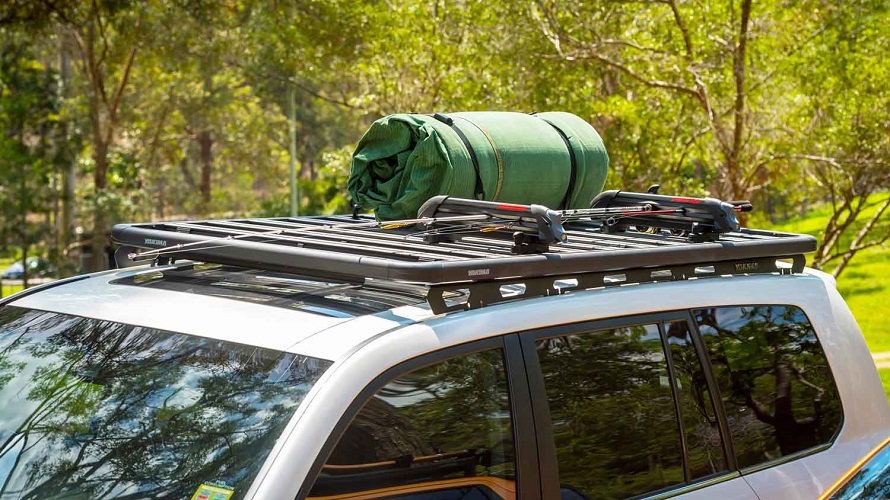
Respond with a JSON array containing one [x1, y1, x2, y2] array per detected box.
[[112, 193, 816, 314]]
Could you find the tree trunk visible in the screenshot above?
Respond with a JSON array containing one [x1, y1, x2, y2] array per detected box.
[[90, 136, 109, 272], [20, 246, 29, 289], [59, 37, 77, 276], [20, 162, 29, 289], [727, 0, 752, 204], [77, 6, 138, 272], [198, 130, 213, 208], [197, 71, 214, 212], [14, 119, 30, 289]]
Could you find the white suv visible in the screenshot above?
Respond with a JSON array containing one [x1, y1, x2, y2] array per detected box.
[[0, 192, 886, 500]]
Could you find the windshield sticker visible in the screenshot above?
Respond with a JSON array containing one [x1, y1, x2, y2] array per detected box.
[[191, 483, 234, 500]]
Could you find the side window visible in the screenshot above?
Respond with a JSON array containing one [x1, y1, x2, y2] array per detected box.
[[307, 349, 516, 499], [694, 305, 843, 469], [536, 324, 684, 499], [664, 320, 728, 479]]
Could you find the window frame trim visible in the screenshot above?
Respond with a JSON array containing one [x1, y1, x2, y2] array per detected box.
[[296, 335, 540, 499], [642, 471, 744, 499], [681, 311, 739, 471], [657, 320, 692, 482]]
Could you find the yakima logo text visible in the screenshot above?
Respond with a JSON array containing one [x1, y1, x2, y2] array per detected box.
[[145, 238, 167, 246]]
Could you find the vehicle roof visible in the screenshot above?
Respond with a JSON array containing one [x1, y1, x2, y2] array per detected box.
[[5, 261, 838, 362], [6, 263, 435, 360]]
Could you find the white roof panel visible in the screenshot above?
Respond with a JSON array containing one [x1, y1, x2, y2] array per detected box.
[[8, 267, 364, 355]]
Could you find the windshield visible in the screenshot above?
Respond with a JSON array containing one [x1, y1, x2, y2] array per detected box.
[[0, 306, 331, 499]]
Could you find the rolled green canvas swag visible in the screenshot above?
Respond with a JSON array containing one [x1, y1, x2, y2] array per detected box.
[[348, 111, 609, 221]]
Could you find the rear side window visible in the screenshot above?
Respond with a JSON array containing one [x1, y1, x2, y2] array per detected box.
[[308, 349, 516, 499], [694, 305, 843, 469]]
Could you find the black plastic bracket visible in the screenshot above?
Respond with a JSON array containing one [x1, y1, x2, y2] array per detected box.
[[417, 196, 566, 252], [589, 190, 742, 240], [114, 245, 142, 269]]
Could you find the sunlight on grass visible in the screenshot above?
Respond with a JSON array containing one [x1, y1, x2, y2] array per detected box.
[[771, 192, 889, 239], [768, 194, 890, 352], [1, 284, 25, 298], [835, 249, 890, 353]]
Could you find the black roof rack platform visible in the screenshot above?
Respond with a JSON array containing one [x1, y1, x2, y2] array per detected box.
[[112, 191, 816, 314]]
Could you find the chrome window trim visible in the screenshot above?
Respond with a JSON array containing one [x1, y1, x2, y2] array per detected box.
[[643, 471, 742, 499], [739, 442, 833, 476]]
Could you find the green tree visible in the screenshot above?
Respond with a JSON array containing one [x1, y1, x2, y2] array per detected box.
[[0, 29, 61, 289], [785, 1, 890, 277]]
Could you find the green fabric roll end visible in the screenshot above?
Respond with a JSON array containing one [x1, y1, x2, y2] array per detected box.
[[348, 111, 609, 221]]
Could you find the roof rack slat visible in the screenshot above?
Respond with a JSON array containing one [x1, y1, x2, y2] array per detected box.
[[167, 220, 484, 262], [229, 218, 499, 259]]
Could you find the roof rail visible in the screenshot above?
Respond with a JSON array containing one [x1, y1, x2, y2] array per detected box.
[[112, 190, 816, 314]]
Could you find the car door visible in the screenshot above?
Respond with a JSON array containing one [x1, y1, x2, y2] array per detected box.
[[519, 311, 759, 499], [298, 335, 543, 499]]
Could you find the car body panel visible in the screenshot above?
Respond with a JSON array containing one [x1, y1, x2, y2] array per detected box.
[[286, 304, 432, 360], [818, 435, 890, 499], [5, 265, 886, 500], [248, 270, 890, 499], [663, 475, 758, 500]]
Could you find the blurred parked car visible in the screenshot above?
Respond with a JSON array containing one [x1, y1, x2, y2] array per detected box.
[[0, 257, 56, 280], [819, 436, 890, 499]]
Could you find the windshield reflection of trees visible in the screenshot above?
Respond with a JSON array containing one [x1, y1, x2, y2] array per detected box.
[[0, 306, 329, 499], [695, 305, 842, 467]]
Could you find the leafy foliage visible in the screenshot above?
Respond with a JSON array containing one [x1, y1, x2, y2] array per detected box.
[[0, 0, 886, 277]]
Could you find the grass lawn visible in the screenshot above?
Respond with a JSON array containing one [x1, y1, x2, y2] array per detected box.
[[770, 194, 890, 353], [1, 283, 24, 298], [834, 247, 890, 352]]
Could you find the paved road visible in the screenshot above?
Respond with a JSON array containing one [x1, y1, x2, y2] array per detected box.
[[1, 278, 55, 286], [874, 352, 890, 370]]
